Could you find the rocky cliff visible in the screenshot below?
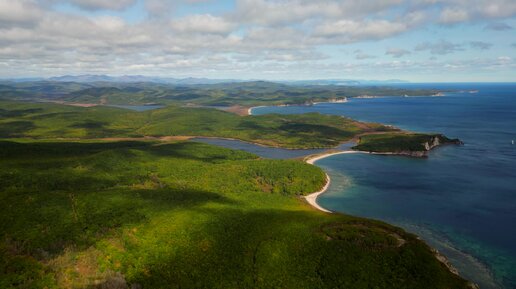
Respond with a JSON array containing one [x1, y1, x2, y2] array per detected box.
[[395, 135, 463, 157], [353, 133, 463, 158]]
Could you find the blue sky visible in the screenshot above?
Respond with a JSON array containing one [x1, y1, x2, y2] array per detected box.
[[0, 0, 515, 81]]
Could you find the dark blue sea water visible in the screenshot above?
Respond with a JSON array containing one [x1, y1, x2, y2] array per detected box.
[[253, 83, 516, 289]]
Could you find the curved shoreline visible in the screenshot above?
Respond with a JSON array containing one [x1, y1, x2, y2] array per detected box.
[[303, 150, 485, 288], [304, 173, 332, 213], [248, 105, 266, 115], [248, 99, 348, 116], [252, 102, 486, 288], [301, 145, 461, 213], [303, 151, 363, 213]]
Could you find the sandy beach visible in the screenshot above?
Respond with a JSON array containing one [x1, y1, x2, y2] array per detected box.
[[305, 150, 361, 165], [247, 106, 266, 115], [224, 105, 251, 116], [304, 173, 333, 213], [303, 149, 428, 212], [303, 151, 362, 213]]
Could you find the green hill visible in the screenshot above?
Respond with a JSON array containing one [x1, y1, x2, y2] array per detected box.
[[0, 81, 442, 106], [0, 101, 391, 148], [0, 100, 469, 288], [0, 140, 469, 289]]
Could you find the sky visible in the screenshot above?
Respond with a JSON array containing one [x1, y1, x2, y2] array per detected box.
[[0, 0, 515, 82]]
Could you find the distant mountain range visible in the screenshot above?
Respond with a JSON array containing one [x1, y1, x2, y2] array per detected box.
[[45, 75, 244, 85], [1, 75, 409, 86]]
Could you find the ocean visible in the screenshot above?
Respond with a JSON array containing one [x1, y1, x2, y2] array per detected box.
[[252, 83, 516, 289]]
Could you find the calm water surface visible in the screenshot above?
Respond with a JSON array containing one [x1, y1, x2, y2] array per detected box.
[[191, 137, 326, 159], [254, 83, 516, 289]]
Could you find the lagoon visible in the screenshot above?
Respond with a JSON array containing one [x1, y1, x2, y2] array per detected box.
[[191, 137, 327, 159]]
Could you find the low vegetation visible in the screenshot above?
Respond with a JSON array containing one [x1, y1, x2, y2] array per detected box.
[[0, 94, 468, 288], [0, 101, 394, 148], [0, 140, 469, 288], [353, 133, 461, 153], [0, 80, 442, 106]]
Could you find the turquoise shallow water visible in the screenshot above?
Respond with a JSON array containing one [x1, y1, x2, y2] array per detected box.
[[253, 83, 516, 289]]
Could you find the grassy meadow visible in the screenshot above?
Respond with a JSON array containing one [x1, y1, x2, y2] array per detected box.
[[0, 101, 392, 148]]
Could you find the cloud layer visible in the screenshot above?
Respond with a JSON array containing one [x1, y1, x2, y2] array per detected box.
[[0, 0, 514, 79]]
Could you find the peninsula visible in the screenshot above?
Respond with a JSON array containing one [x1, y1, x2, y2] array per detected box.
[[1, 0, 509, 286], [0, 90, 468, 289]]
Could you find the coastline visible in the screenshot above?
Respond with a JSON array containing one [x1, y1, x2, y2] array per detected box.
[[302, 150, 481, 288], [247, 105, 266, 115], [249, 98, 494, 289], [303, 173, 332, 213], [248, 100, 347, 116], [303, 150, 363, 213]]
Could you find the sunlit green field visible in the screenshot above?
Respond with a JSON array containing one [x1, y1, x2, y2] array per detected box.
[[0, 101, 391, 148]]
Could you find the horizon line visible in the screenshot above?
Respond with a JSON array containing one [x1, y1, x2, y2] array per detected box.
[[1, 75, 515, 84]]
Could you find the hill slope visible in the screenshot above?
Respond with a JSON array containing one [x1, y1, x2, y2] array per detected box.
[[0, 140, 470, 289]]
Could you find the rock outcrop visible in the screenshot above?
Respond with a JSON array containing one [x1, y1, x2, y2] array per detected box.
[[356, 134, 464, 158], [398, 135, 463, 157]]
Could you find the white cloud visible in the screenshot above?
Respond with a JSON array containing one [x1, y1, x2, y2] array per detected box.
[[0, 0, 514, 78], [497, 56, 512, 65], [0, 0, 43, 26], [93, 16, 125, 32], [469, 41, 492, 50], [145, 0, 172, 16], [170, 14, 234, 34], [233, 0, 342, 26], [68, 0, 136, 11], [482, 1, 516, 18], [232, 0, 415, 26], [439, 8, 469, 23], [353, 49, 376, 60], [484, 22, 513, 31], [386, 48, 411, 58], [313, 20, 407, 42], [0, 27, 35, 44], [415, 40, 464, 55], [355, 53, 376, 60], [432, 0, 516, 20]]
